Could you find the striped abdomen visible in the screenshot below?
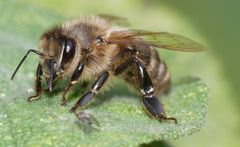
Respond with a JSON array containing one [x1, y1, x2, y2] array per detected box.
[[144, 48, 171, 95]]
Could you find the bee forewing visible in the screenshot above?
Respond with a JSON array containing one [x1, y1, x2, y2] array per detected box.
[[141, 32, 206, 52], [107, 30, 206, 52]]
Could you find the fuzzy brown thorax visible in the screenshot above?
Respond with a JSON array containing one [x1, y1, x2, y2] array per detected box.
[[38, 16, 123, 82]]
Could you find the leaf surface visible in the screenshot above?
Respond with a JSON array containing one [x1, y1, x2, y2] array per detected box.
[[0, 1, 209, 146]]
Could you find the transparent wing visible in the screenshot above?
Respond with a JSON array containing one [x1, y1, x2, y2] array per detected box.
[[97, 14, 130, 26], [107, 30, 206, 52]]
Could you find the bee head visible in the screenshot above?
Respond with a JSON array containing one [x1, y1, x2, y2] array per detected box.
[[11, 27, 77, 93], [39, 30, 77, 91]]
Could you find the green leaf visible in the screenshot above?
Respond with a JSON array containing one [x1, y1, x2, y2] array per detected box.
[[0, 1, 209, 146]]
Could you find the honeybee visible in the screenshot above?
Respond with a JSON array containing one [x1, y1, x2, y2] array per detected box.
[[11, 15, 205, 124]]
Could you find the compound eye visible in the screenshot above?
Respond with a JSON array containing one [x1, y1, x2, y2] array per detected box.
[[63, 39, 75, 59], [65, 39, 75, 55]]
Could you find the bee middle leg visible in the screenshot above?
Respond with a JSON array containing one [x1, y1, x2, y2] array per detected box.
[[133, 58, 177, 124], [28, 63, 43, 102], [61, 62, 84, 106], [70, 71, 109, 121]]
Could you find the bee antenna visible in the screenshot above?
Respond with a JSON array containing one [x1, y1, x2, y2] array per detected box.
[[11, 49, 44, 80]]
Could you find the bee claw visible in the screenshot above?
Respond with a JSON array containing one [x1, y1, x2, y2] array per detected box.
[[157, 114, 178, 124], [27, 95, 40, 102]]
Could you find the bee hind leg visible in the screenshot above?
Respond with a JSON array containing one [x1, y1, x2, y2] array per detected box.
[[134, 57, 177, 124]]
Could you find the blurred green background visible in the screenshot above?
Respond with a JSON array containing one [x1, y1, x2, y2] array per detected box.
[[1, 0, 239, 146]]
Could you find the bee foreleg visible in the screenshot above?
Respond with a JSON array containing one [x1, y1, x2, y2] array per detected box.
[[62, 62, 84, 106], [70, 71, 109, 121], [28, 64, 42, 102], [134, 58, 177, 124]]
